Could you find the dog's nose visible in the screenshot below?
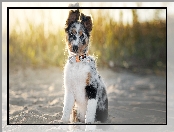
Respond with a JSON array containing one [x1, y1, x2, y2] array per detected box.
[[73, 45, 78, 53]]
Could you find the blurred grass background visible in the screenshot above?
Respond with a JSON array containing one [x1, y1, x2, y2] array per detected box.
[[9, 8, 166, 74]]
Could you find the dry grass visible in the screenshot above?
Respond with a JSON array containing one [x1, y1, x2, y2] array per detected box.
[[9, 9, 166, 71]]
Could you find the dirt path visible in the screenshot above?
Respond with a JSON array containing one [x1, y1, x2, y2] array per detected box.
[[8, 66, 166, 125]]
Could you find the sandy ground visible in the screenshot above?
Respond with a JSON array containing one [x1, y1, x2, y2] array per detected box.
[[4, 18, 172, 131], [8, 65, 166, 126]]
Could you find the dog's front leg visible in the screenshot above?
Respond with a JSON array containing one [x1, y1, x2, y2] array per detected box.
[[85, 99, 97, 131], [85, 98, 98, 123], [61, 91, 75, 123]]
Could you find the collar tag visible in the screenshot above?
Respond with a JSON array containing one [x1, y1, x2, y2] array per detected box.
[[76, 56, 80, 62], [75, 54, 87, 62]]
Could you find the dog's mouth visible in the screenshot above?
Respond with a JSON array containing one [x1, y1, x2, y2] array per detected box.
[[69, 51, 78, 56], [68, 43, 89, 56]]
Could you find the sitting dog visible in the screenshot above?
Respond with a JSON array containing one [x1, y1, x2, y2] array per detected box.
[[61, 9, 108, 124]]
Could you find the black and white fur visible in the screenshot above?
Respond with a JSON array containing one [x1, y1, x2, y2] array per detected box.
[[61, 9, 108, 124]]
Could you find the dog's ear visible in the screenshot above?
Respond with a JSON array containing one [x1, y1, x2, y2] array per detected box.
[[80, 13, 93, 32], [66, 9, 80, 27]]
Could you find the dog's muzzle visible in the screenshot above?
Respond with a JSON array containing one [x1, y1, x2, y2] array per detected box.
[[73, 45, 78, 53]]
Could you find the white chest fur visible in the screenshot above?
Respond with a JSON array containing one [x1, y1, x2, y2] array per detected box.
[[62, 57, 108, 124], [64, 61, 90, 101]]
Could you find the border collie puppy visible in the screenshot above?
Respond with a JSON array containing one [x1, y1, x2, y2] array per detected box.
[[61, 9, 108, 124]]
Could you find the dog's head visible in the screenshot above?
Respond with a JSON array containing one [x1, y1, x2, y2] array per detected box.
[[65, 9, 93, 56]]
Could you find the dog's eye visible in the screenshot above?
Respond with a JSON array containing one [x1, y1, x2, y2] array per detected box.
[[69, 32, 73, 37], [82, 39, 86, 45], [72, 29, 77, 35], [80, 34, 84, 39]]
